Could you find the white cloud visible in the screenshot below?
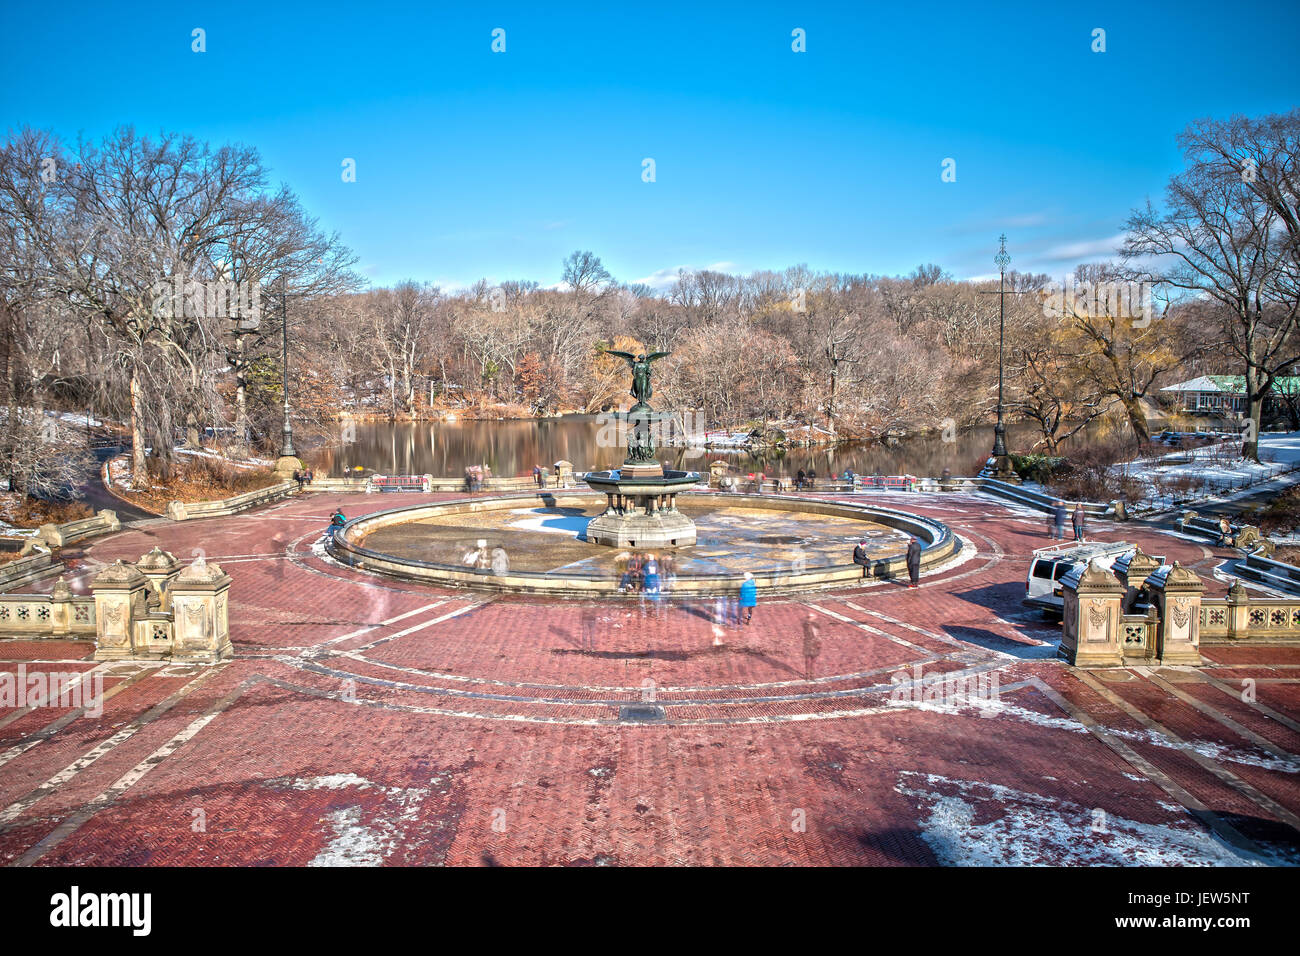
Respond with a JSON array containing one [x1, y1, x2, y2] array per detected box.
[[632, 261, 741, 290], [1040, 233, 1127, 263]]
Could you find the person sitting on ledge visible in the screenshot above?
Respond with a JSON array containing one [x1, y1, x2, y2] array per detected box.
[[852, 540, 870, 578], [1217, 516, 1237, 548], [328, 509, 346, 540]]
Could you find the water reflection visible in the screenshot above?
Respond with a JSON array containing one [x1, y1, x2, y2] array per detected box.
[[312, 417, 1107, 479]]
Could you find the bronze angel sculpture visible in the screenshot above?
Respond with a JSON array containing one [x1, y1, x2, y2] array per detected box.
[[605, 348, 669, 408]]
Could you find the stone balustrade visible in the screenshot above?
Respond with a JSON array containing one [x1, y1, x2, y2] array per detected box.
[[0, 547, 56, 592], [166, 481, 296, 520], [28, 509, 121, 549], [0, 549, 232, 662], [0, 578, 96, 636], [1060, 556, 1299, 667]]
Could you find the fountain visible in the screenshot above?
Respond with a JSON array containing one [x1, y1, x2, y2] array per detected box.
[[327, 346, 961, 594], [582, 349, 700, 548]]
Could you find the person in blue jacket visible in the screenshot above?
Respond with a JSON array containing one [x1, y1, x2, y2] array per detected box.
[[739, 571, 758, 625]]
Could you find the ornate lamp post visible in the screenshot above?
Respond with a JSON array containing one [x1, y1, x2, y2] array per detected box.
[[274, 280, 302, 476], [990, 235, 1017, 481]]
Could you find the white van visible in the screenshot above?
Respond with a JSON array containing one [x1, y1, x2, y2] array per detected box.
[[1024, 541, 1136, 614]]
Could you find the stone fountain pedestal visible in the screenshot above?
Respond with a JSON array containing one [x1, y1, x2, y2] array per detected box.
[[583, 458, 699, 549]]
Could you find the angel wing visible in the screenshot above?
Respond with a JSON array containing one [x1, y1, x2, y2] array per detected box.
[[605, 349, 637, 362], [645, 351, 670, 362]]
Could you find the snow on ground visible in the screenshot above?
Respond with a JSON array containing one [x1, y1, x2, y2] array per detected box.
[[895, 772, 1285, 866], [506, 507, 590, 537], [174, 447, 273, 468], [1112, 433, 1300, 511]]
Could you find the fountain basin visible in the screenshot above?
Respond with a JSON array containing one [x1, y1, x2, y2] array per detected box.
[[327, 490, 960, 596]]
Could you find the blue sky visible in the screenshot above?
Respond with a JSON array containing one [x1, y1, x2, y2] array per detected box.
[[3, 0, 1297, 289]]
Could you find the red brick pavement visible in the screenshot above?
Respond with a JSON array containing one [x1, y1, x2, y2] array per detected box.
[[0, 489, 1297, 866]]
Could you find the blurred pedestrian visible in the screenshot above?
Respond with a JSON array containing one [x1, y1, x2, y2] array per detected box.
[[906, 536, 922, 588], [1072, 503, 1086, 542], [739, 572, 757, 625], [1052, 500, 1067, 540], [802, 612, 822, 679]]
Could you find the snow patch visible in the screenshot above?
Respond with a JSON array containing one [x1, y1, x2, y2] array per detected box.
[[896, 772, 1264, 866]]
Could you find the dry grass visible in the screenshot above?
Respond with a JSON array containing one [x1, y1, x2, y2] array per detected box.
[[1272, 546, 1300, 566], [115, 454, 278, 512], [0, 492, 94, 529], [1255, 486, 1300, 537]]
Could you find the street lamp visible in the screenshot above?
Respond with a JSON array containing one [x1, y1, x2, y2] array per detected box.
[[274, 280, 301, 475], [990, 234, 1016, 480]]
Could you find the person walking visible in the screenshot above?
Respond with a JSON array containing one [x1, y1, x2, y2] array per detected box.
[[1072, 503, 1086, 542], [796, 468, 806, 491], [802, 612, 822, 680], [533, 464, 542, 488], [739, 572, 758, 625], [906, 536, 922, 588], [642, 554, 662, 618], [713, 594, 728, 642], [852, 540, 870, 578], [1052, 500, 1068, 540], [807, 468, 817, 490]]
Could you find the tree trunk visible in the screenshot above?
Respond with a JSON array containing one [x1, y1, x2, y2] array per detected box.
[[1120, 395, 1150, 446], [234, 337, 250, 453], [1243, 394, 1263, 461], [826, 361, 838, 433], [130, 366, 147, 478]]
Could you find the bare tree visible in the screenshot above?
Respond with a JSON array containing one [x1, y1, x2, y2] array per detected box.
[[1122, 111, 1300, 459]]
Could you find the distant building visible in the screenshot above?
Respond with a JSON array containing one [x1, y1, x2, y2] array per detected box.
[[1160, 374, 1300, 414]]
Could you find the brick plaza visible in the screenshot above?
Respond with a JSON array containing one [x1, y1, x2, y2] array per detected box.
[[2, 490, 1297, 865]]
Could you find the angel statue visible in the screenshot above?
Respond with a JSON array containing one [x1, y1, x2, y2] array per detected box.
[[604, 348, 670, 408]]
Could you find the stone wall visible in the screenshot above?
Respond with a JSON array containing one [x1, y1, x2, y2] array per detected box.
[[1060, 555, 1295, 668], [0, 549, 232, 662]]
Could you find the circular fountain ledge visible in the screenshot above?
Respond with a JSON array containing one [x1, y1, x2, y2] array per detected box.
[[327, 489, 961, 597]]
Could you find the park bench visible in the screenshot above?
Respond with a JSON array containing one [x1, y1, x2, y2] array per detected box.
[[370, 475, 430, 493], [866, 476, 915, 492]]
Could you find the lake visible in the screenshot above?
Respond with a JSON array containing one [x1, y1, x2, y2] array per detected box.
[[312, 417, 1110, 479]]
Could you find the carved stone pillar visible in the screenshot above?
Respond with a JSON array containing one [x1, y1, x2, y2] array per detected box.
[[1148, 562, 1205, 665], [1060, 560, 1125, 667], [1224, 579, 1250, 641], [169, 558, 233, 662], [1113, 546, 1161, 614], [49, 577, 74, 636], [135, 547, 181, 609], [92, 561, 151, 661]]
